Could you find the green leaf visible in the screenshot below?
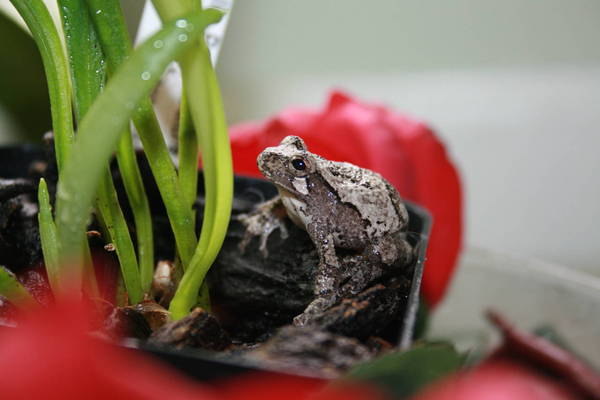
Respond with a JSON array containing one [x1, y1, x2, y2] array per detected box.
[[37, 178, 61, 293], [57, 0, 106, 120], [170, 43, 233, 316], [9, 0, 74, 170], [55, 9, 224, 289], [178, 90, 199, 218], [90, 0, 198, 270], [0, 266, 36, 308], [86, 0, 157, 294], [95, 172, 143, 303], [345, 343, 464, 398], [152, 0, 234, 318], [59, 0, 143, 301]]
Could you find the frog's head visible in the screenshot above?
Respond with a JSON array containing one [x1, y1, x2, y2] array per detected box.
[[257, 135, 316, 196]]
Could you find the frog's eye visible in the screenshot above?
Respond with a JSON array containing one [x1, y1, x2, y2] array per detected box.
[[289, 156, 310, 177], [291, 158, 306, 171]]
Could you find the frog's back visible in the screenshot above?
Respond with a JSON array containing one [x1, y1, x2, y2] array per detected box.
[[318, 159, 408, 237]]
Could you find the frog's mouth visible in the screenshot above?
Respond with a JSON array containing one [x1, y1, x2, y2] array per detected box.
[[269, 178, 295, 196]]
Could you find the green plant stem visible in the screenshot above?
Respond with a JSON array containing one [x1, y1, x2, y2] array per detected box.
[[177, 91, 201, 306], [171, 46, 233, 318], [88, 0, 197, 268], [81, 233, 100, 298], [9, 0, 74, 171], [90, 0, 157, 291], [95, 172, 143, 303], [153, 1, 234, 318], [133, 101, 198, 266], [0, 266, 36, 308], [37, 178, 60, 293], [57, 0, 105, 121], [115, 131, 155, 293], [59, 0, 143, 300], [178, 90, 199, 215], [54, 9, 223, 292]]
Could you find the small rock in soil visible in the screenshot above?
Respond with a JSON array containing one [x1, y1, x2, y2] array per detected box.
[[307, 280, 410, 341], [0, 179, 36, 201], [247, 325, 374, 377], [103, 306, 153, 340], [149, 307, 230, 351], [150, 260, 178, 307], [0, 194, 42, 269], [132, 300, 171, 332]]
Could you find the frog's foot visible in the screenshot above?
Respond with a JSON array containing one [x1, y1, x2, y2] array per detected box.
[[237, 203, 289, 257], [292, 296, 336, 327]]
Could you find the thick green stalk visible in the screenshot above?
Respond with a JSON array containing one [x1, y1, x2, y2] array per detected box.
[[132, 101, 198, 266], [59, 0, 142, 300], [37, 178, 61, 293], [95, 172, 143, 303], [57, 0, 105, 120], [55, 10, 223, 290], [81, 232, 99, 298], [85, 0, 155, 292], [170, 45, 233, 318], [153, 1, 234, 318], [9, 0, 74, 170], [0, 266, 36, 308], [88, 0, 197, 267], [178, 90, 199, 215], [114, 131, 155, 293]]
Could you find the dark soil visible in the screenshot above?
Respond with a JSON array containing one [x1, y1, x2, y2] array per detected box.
[[0, 142, 422, 377]]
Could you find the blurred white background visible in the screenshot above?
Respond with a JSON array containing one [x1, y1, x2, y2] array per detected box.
[[215, 0, 600, 276], [1, 0, 599, 277]]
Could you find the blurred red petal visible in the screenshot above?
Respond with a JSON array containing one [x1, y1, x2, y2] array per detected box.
[[411, 361, 578, 400], [0, 297, 216, 400], [230, 90, 463, 306], [218, 372, 389, 400]]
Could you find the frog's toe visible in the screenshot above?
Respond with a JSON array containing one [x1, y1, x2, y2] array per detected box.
[[237, 230, 253, 254], [278, 221, 289, 240], [258, 233, 270, 258], [293, 296, 336, 326]]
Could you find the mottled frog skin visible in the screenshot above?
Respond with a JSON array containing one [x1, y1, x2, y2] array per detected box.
[[239, 136, 410, 325]]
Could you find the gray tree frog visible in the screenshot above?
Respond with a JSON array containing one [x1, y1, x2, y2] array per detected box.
[[238, 136, 411, 325]]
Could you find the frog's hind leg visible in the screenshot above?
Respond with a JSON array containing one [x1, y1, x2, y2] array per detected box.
[[365, 232, 413, 268]]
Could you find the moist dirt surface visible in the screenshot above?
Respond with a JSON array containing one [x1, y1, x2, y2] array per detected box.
[[0, 145, 420, 377]]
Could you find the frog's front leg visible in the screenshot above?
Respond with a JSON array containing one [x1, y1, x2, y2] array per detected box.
[[293, 226, 340, 326], [237, 195, 289, 257], [307, 225, 341, 298]]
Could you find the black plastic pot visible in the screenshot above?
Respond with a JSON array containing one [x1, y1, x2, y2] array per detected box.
[[0, 145, 431, 381]]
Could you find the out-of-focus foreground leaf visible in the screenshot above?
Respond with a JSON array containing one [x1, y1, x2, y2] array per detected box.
[[345, 343, 464, 398]]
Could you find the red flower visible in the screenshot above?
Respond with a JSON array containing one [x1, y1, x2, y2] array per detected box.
[[230, 90, 463, 306], [0, 295, 387, 400], [0, 297, 217, 400], [412, 361, 579, 400], [218, 373, 388, 400], [411, 312, 600, 400]]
